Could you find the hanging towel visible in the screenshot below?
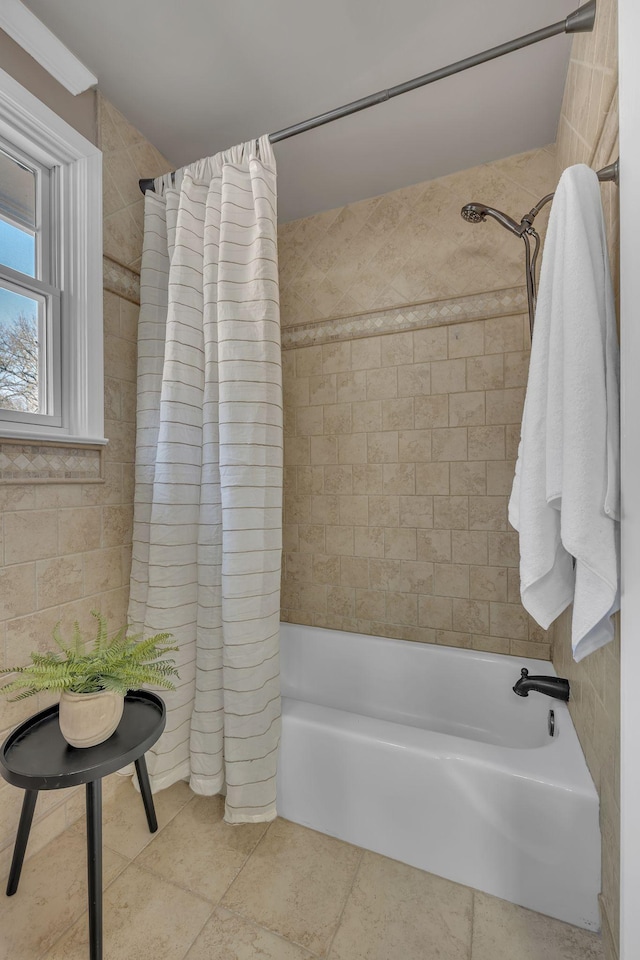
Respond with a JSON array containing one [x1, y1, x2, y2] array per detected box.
[[509, 163, 620, 662]]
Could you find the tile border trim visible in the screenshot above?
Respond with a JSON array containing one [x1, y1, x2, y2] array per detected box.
[[0, 440, 104, 484], [103, 256, 140, 305], [102, 266, 525, 339], [281, 285, 528, 349]]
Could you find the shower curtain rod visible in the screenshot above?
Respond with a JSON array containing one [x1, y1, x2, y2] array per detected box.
[[139, 0, 597, 195]]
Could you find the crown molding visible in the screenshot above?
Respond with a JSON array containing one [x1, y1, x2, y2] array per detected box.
[[0, 0, 97, 95]]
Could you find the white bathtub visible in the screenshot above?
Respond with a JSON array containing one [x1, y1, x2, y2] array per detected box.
[[276, 623, 601, 930]]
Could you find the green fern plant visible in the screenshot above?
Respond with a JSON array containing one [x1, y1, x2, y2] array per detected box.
[[0, 611, 179, 702]]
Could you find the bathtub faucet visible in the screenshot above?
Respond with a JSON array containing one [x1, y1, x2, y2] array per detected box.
[[512, 668, 570, 701]]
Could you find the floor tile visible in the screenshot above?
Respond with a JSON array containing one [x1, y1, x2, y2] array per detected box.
[[136, 795, 268, 901], [328, 850, 473, 960], [43, 862, 212, 960], [222, 818, 362, 956], [471, 892, 605, 960], [0, 820, 127, 960], [3, 787, 607, 960], [101, 776, 193, 859], [184, 906, 317, 960]]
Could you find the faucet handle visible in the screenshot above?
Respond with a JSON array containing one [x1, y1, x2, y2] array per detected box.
[[520, 668, 529, 678]]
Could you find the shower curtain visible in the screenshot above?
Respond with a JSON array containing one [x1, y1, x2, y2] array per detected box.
[[128, 136, 282, 823]]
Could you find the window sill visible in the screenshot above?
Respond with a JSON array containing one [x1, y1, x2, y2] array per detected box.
[[0, 431, 108, 445]]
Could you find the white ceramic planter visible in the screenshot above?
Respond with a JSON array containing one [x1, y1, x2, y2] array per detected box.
[[58, 690, 124, 748]]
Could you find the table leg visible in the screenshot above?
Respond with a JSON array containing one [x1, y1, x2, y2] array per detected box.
[[86, 779, 103, 960], [6, 789, 38, 896], [135, 755, 158, 833]]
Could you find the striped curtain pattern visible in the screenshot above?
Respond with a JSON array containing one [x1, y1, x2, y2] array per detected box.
[[128, 136, 282, 823]]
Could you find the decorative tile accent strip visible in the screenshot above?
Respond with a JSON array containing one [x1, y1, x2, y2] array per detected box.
[[0, 442, 103, 483], [281, 285, 528, 349], [103, 256, 140, 304]]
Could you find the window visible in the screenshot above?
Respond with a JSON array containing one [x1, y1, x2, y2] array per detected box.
[[0, 66, 103, 444], [0, 141, 60, 424]]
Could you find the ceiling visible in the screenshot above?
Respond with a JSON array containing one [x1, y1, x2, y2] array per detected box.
[[23, 0, 572, 222]]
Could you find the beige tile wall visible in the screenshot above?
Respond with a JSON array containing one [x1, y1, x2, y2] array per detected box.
[[100, 94, 170, 273], [0, 95, 171, 873], [278, 146, 556, 325], [282, 314, 552, 658], [553, 0, 620, 956], [279, 148, 558, 657]]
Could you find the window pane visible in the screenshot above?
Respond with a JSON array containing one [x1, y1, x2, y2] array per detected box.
[[0, 218, 35, 277], [0, 149, 35, 229], [0, 284, 42, 413], [0, 148, 37, 278]]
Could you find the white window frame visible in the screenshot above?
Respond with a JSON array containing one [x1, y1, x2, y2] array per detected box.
[[0, 65, 104, 444]]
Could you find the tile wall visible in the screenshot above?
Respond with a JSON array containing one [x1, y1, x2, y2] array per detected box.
[[279, 147, 557, 658], [278, 147, 557, 325], [552, 0, 620, 955], [282, 311, 550, 657], [0, 93, 171, 873]]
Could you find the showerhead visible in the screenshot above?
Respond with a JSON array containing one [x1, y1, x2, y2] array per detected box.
[[460, 204, 486, 224], [460, 203, 525, 238]]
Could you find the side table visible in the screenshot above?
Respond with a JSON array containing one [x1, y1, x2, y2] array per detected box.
[[0, 690, 166, 960]]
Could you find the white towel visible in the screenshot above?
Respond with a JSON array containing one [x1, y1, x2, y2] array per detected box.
[[509, 163, 620, 662]]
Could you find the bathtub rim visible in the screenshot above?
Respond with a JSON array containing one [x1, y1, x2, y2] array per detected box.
[[279, 621, 598, 799]]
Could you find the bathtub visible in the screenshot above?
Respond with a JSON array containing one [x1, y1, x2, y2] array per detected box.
[[276, 623, 601, 931]]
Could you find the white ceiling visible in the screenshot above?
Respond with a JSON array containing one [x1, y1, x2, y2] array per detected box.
[[23, 0, 572, 222]]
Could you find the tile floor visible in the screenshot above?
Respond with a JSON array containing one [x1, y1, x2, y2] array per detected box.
[[0, 779, 605, 960]]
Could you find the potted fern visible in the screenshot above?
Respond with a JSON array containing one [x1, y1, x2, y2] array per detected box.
[[0, 612, 179, 748]]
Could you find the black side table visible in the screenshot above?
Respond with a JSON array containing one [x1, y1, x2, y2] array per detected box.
[[0, 690, 166, 960]]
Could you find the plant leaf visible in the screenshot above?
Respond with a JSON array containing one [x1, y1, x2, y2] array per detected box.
[[1, 617, 179, 698]]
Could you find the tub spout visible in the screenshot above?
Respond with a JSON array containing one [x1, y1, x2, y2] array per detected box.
[[513, 667, 570, 701]]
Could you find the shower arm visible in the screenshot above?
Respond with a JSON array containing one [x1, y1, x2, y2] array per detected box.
[[139, 0, 597, 195]]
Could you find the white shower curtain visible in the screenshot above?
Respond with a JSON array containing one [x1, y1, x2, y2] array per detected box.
[[128, 135, 282, 823]]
